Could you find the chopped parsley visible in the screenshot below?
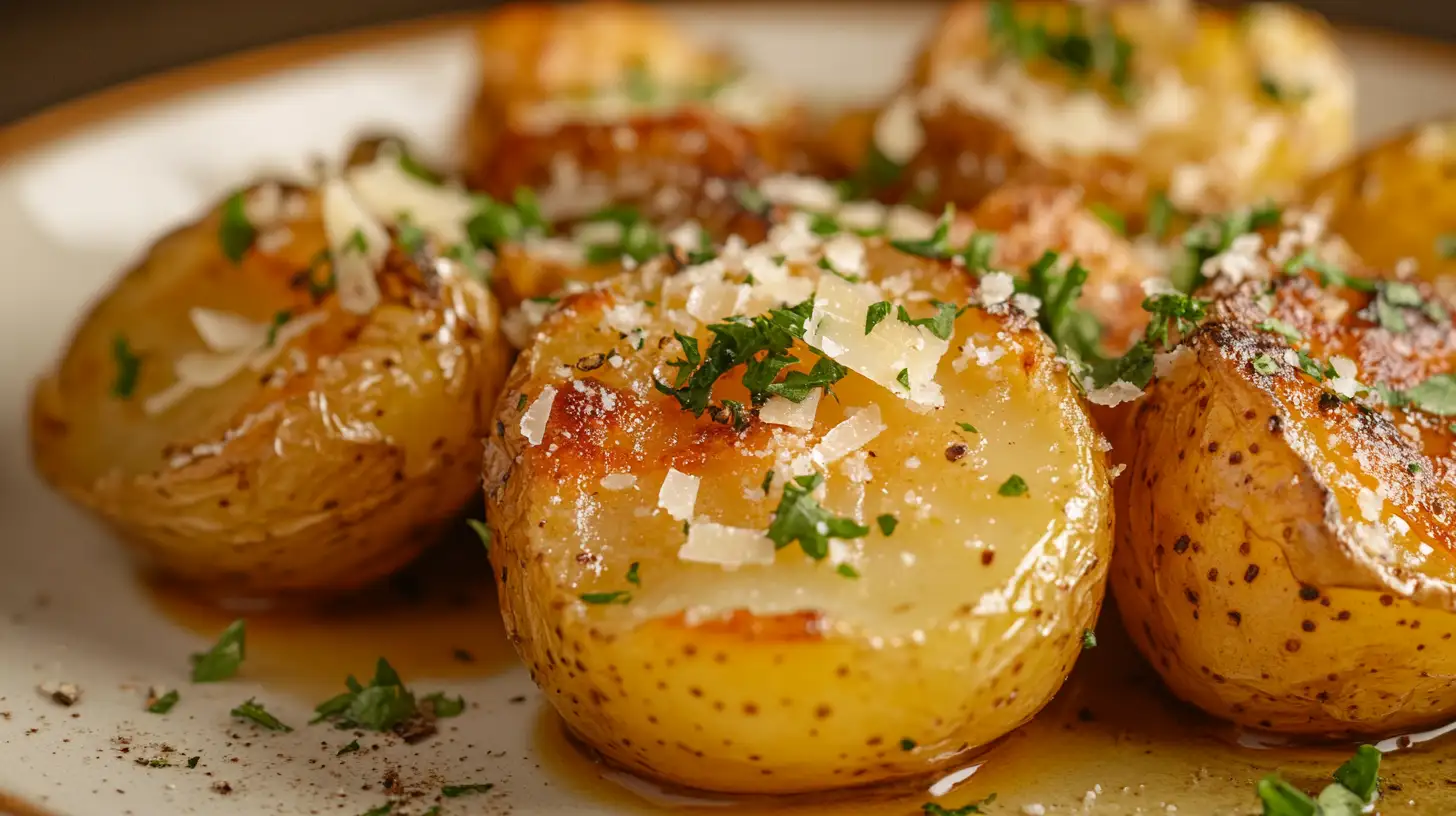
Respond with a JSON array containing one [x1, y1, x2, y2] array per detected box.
[[1082, 629, 1098, 650], [623, 61, 655, 103], [580, 591, 632, 605], [734, 186, 769, 216], [1256, 744, 1379, 815], [900, 738, 917, 751], [310, 658, 443, 733], [422, 692, 466, 718], [394, 214, 427, 255], [395, 145, 441, 184], [264, 310, 291, 347], [1409, 462, 1424, 474], [896, 368, 911, 389], [626, 562, 641, 586], [876, 514, 898, 536], [761, 470, 775, 494], [997, 474, 1028, 497], [890, 206, 957, 259], [186, 756, 200, 769], [1146, 191, 1177, 241], [1284, 249, 1375, 292], [896, 302, 960, 340], [836, 563, 861, 579], [838, 141, 905, 200], [337, 739, 361, 756], [1089, 202, 1126, 235], [1173, 203, 1282, 292], [465, 188, 548, 250], [1438, 233, 1456, 259], [581, 206, 666, 265], [190, 619, 246, 682], [466, 519, 491, 552], [1256, 318, 1302, 343], [1021, 250, 1101, 367], [654, 300, 845, 414], [957, 422, 978, 433], [218, 191, 257, 264], [442, 782, 495, 798], [1258, 74, 1312, 105], [865, 301, 892, 334], [1379, 373, 1456, 416], [767, 474, 870, 560], [230, 698, 292, 732], [961, 231, 998, 272], [1252, 354, 1280, 375], [146, 690, 179, 714], [923, 793, 997, 815], [111, 335, 141, 399], [987, 0, 1134, 99], [1372, 280, 1445, 332]]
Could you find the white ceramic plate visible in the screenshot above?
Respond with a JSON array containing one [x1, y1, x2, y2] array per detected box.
[[3, 5, 1456, 815]]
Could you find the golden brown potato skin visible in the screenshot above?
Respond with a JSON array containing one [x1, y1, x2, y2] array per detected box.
[[483, 223, 1113, 793], [1306, 118, 1456, 284], [30, 189, 511, 599], [463, 1, 808, 222], [1114, 270, 1456, 736], [845, 1, 1352, 224]]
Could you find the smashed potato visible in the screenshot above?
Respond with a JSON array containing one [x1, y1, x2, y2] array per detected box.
[[1113, 230, 1456, 736], [30, 158, 511, 599], [836, 0, 1352, 224], [463, 1, 807, 226], [483, 210, 1113, 793], [1306, 118, 1456, 284]]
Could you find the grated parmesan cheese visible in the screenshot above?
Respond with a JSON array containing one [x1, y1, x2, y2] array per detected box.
[[600, 473, 638, 491], [803, 275, 949, 408], [520, 386, 558, 446], [658, 468, 700, 521], [759, 175, 839, 213], [872, 94, 925, 165], [978, 272, 1016, 306], [812, 404, 886, 465], [759, 389, 822, 431], [321, 177, 387, 315], [678, 522, 776, 568], [1084, 380, 1144, 407], [345, 154, 473, 245]]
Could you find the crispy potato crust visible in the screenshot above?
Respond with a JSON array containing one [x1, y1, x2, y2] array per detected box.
[[30, 187, 511, 599], [484, 220, 1113, 792], [1114, 268, 1456, 735]]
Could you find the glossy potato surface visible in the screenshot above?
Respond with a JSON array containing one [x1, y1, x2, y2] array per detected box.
[[1114, 261, 1456, 735], [483, 216, 1113, 792], [30, 188, 511, 598], [1306, 118, 1456, 283], [846, 1, 1352, 222], [464, 1, 807, 222]]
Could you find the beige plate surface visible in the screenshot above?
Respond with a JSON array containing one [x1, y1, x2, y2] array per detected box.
[[2, 4, 1456, 815]]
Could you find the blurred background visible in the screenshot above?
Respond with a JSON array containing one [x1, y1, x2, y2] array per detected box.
[[1, 0, 1452, 125]]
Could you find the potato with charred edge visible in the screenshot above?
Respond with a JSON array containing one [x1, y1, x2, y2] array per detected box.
[[463, 1, 807, 225], [835, 0, 1351, 225], [1114, 256, 1456, 736], [483, 211, 1113, 793], [30, 175, 511, 599], [1305, 118, 1456, 284]]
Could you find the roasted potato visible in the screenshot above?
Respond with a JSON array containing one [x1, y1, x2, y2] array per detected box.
[[834, 0, 1353, 224], [1306, 118, 1456, 284], [483, 209, 1114, 793], [463, 1, 807, 225], [1112, 232, 1456, 736], [30, 157, 511, 599]]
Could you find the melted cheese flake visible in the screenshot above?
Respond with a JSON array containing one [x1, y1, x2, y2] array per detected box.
[[658, 468, 700, 521], [812, 404, 886, 465], [345, 154, 473, 245], [520, 386, 558, 446], [321, 178, 387, 315], [759, 389, 822, 431], [600, 473, 638, 491], [804, 276, 949, 408], [872, 94, 925, 165], [678, 522, 776, 569]]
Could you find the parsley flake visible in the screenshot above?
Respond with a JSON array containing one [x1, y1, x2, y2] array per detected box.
[[230, 698, 292, 732], [338, 739, 361, 756], [219, 191, 257, 264], [761, 471, 775, 494], [310, 658, 442, 733], [581, 206, 667, 265], [956, 422, 978, 433], [422, 692, 466, 718], [997, 475, 1028, 497], [581, 591, 632, 605], [1252, 354, 1280, 375], [626, 562, 641, 586], [1258, 74, 1312, 105], [467, 519, 491, 552], [836, 563, 861, 579], [890, 206, 956, 259], [877, 514, 898, 536], [147, 690, 179, 714], [111, 335, 141, 399], [1147, 191, 1177, 241], [1384, 374, 1456, 416], [1089, 202, 1126, 235], [900, 738, 917, 751], [767, 474, 870, 560], [190, 619, 246, 682], [961, 231, 998, 272], [1256, 318, 1302, 343], [1438, 234, 1456, 259], [1255, 744, 1379, 816], [896, 368, 911, 389], [186, 756, 199, 769], [1082, 629, 1098, 650], [865, 301, 892, 334], [896, 301, 960, 340]]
